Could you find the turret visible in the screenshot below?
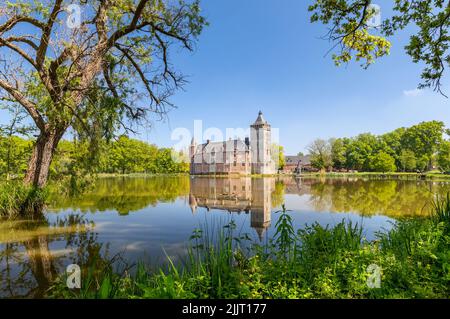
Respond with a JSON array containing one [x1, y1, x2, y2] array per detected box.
[[190, 138, 197, 174], [250, 111, 275, 174]]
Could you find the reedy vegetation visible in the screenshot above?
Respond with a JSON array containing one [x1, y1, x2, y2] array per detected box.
[[0, 182, 48, 218], [49, 198, 450, 299]]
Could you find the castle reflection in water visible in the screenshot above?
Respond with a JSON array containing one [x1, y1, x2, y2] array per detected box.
[[189, 177, 277, 240]]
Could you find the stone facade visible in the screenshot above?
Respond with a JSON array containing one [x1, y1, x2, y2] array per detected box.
[[190, 112, 276, 175]]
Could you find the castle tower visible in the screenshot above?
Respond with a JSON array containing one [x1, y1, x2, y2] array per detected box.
[[250, 111, 275, 174], [189, 138, 197, 174]]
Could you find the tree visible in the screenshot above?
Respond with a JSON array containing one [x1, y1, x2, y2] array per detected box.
[[380, 128, 406, 168], [416, 155, 430, 173], [0, 0, 206, 187], [0, 103, 33, 179], [401, 121, 445, 171], [399, 150, 416, 172], [438, 141, 450, 173], [308, 139, 332, 171], [309, 0, 450, 96], [108, 136, 158, 174], [346, 133, 377, 171], [330, 138, 348, 170], [368, 151, 396, 172], [272, 144, 285, 171]]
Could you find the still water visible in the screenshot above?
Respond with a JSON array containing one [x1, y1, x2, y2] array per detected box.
[[1, 176, 450, 297]]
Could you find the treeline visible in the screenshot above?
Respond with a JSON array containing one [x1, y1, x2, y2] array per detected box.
[[0, 135, 189, 179], [307, 120, 450, 173]]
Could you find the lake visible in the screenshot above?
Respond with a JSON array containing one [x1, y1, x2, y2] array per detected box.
[[1, 176, 450, 298]]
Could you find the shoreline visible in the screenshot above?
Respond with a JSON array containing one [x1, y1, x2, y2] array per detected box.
[[93, 172, 450, 181]]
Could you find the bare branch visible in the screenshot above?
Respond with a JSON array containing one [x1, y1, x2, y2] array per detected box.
[[36, 0, 63, 68]]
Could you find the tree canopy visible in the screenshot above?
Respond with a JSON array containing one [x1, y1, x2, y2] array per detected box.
[[309, 0, 450, 96], [308, 121, 448, 173], [0, 0, 206, 187]]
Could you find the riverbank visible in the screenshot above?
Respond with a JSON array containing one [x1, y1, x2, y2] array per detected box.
[[48, 196, 450, 299], [97, 171, 450, 181], [295, 172, 450, 181], [96, 172, 190, 178]]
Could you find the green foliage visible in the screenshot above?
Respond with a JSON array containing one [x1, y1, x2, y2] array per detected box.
[[272, 144, 285, 170], [0, 103, 34, 179], [330, 138, 347, 170], [48, 198, 450, 299], [0, 0, 207, 188], [106, 136, 159, 174], [0, 135, 189, 180], [308, 0, 450, 95], [0, 182, 48, 218], [0, 136, 33, 178], [334, 27, 391, 69], [307, 121, 446, 173], [437, 141, 450, 173], [432, 193, 450, 234], [401, 121, 445, 169], [308, 139, 332, 171], [399, 150, 417, 172], [368, 151, 396, 173]]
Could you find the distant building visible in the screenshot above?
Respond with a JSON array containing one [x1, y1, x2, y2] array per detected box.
[[189, 112, 276, 175], [283, 155, 313, 174]]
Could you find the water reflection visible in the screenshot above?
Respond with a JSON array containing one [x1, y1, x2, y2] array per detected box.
[[2, 176, 450, 298], [297, 178, 449, 217], [0, 215, 105, 298], [189, 177, 275, 239], [48, 176, 450, 218], [48, 176, 190, 214]]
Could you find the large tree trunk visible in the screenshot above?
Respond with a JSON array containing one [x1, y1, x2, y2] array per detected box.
[[24, 235, 57, 298], [24, 129, 64, 188]]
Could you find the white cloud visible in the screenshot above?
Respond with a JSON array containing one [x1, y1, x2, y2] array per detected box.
[[403, 88, 423, 97]]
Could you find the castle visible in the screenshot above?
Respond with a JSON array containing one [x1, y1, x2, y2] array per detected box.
[[189, 112, 276, 175]]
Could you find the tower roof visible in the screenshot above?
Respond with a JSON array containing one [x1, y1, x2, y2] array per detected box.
[[253, 111, 268, 125]]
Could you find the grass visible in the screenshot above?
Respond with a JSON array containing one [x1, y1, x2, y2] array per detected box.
[[0, 181, 48, 218], [47, 195, 450, 299]]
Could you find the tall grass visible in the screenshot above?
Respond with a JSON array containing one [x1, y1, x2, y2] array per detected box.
[[0, 181, 48, 218], [432, 193, 450, 230]]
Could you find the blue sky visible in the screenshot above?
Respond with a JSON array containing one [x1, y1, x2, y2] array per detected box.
[[1, 0, 450, 155], [138, 0, 450, 154]]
